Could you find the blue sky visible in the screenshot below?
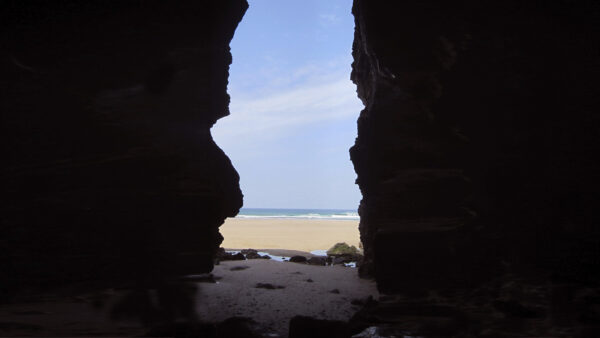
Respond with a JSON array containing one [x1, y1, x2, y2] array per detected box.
[[212, 0, 362, 210]]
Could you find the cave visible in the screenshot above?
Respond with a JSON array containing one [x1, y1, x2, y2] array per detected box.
[[2, 0, 600, 337]]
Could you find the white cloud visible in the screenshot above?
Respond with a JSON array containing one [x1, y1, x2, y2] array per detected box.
[[212, 74, 362, 149]]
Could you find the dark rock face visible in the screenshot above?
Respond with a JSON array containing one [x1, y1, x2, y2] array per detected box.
[[1, 1, 247, 292], [351, 0, 600, 293], [350, 0, 600, 335]]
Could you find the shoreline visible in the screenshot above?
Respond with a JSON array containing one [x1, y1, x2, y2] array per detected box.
[[223, 248, 319, 258], [219, 217, 361, 253]]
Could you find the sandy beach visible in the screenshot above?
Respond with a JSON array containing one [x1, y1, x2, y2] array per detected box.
[[220, 218, 361, 252]]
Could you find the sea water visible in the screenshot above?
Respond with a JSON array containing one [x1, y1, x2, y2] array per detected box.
[[236, 208, 359, 220]]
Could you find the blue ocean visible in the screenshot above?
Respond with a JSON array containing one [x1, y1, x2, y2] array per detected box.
[[236, 208, 359, 220]]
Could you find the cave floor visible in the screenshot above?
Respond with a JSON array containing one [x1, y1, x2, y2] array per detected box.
[[0, 260, 377, 337], [199, 259, 378, 336]]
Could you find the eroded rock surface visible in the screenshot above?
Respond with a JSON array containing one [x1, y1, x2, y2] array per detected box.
[[351, 0, 600, 292], [2, 0, 246, 294], [350, 0, 600, 335]]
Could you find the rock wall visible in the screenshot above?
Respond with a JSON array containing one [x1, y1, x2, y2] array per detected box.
[[1, 1, 246, 292], [351, 0, 600, 293]]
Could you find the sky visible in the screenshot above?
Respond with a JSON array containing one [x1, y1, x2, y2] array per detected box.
[[211, 0, 363, 210]]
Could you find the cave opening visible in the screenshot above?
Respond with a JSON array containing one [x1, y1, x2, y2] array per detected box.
[[205, 1, 373, 333], [4, 0, 600, 336], [212, 1, 364, 260]]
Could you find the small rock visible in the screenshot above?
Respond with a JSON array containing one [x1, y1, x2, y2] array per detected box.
[[230, 266, 250, 271], [332, 256, 350, 265], [306, 279, 314, 283], [230, 253, 246, 260], [255, 283, 285, 290], [307, 256, 327, 266], [246, 252, 263, 259], [216, 248, 246, 262], [289, 255, 307, 263], [242, 249, 263, 259], [330, 289, 340, 294]]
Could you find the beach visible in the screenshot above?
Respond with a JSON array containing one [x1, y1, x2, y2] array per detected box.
[[219, 217, 361, 252]]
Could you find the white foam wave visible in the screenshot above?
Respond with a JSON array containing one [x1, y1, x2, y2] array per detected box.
[[235, 213, 359, 220]]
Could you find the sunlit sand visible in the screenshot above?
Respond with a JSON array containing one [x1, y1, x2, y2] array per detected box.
[[219, 218, 360, 252]]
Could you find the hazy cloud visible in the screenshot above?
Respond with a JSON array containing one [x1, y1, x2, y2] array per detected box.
[[213, 72, 361, 150]]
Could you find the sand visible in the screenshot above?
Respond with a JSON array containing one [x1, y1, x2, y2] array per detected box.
[[220, 218, 361, 252], [199, 259, 377, 336], [0, 260, 377, 337], [0, 219, 371, 337]]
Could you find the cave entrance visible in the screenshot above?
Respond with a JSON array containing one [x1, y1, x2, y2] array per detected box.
[[209, 0, 371, 333], [213, 0, 363, 255]]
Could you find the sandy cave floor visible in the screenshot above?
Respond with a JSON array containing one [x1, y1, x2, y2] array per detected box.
[[0, 257, 377, 337], [199, 259, 377, 336]]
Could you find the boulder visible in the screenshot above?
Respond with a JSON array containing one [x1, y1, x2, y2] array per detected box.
[[242, 249, 262, 259], [332, 255, 355, 265], [307, 257, 327, 266], [231, 253, 246, 261], [217, 250, 245, 261], [289, 256, 308, 263], [327, 242, 361, 257]]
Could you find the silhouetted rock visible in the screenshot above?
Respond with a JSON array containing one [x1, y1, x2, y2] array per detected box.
[[351, 0, 600, 297], [241, 249, 269, 259], [332, 256, 354, 265], [255, 283, 285, 290], [289, 256, 308, 263], [216, 250, 246, 262], [230, 266, 249, 271], [2, 0, 247, 297], [240, 249, 258, 257], [307, 257, 327, 266], [231, 253, 246, 261]]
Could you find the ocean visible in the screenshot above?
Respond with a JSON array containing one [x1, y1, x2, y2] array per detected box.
[[236, 208, 359, 220]]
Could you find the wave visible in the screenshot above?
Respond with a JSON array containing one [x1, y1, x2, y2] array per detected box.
[[235, 214, 359, 220], [235, 209, 359, 220]]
